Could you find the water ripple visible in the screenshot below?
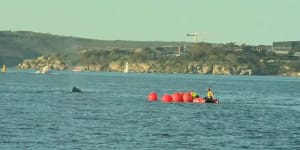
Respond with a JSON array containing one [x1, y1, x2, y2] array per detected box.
[[0, 72, 299, 149]]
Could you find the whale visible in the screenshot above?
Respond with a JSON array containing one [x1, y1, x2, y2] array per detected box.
[[72, 86, 82, 93]]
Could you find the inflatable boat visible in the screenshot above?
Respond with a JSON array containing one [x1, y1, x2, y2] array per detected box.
[[193, 97, 219, 104]]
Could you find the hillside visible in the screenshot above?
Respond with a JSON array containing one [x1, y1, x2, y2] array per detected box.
[[0, 31, 186, 67], [2, 31, 300, 76]]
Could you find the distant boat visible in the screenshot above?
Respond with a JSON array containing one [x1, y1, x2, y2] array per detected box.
[[1, 64, 6, 72], [73, 66, 84, 72], [124, 62, 129, 73], [73, 68, 82, 72], [36, 65, 51, 74]]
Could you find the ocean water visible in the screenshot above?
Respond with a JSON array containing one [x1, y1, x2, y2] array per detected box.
[[0, 70, 299, 150]]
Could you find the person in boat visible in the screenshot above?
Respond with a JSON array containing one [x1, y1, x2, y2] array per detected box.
[[205, 88, 214, 102], [191, 91, 200, 98]]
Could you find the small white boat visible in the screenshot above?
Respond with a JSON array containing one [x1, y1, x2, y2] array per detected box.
[[36, 65, 51, 74], [73, 66, 84, 72], [73, 69, 82, 72]]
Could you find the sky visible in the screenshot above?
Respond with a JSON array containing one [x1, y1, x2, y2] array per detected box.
[[0, 0, 299, 45]]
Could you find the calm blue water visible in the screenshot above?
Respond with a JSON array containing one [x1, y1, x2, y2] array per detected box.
[[0, 70, 299, 149]]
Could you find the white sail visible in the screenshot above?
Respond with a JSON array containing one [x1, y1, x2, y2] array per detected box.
[[124, 62, 129, 73]]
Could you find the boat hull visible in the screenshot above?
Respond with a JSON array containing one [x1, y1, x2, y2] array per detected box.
[[193, 97, 219, 104]]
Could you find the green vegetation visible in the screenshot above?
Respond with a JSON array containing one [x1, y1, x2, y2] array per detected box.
[[0, 31, 184, 66], [1, 31, 300, 75], [79, 42, 300, 75]]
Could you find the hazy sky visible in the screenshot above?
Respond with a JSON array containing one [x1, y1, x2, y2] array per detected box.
[[0, 0, 299, 45]]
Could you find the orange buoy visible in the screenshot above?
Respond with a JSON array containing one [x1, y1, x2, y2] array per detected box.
[[161, 94, 173, 103], [172, 92, 183, 102], [148, 92, 158, 102], [182, 92, 193, 102], [178, 92, 184, 99]]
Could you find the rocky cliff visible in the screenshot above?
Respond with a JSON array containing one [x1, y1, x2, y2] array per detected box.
[[74, 62, 253, 75], [17, 56, 300, 77], [17, 56, 68, 70]]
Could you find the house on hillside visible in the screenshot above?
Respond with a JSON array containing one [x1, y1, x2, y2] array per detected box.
[[256, 45, 272, 52], [155, 45, 185, 56], [272, 41, 300, 55], [293, 52, 300, 57]]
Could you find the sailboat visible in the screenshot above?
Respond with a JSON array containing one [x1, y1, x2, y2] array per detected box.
[[124, 62, 129, 73], [1, 64, 6, 72]]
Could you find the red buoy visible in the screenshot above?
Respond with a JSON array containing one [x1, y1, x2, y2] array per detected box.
[[148, 92, 158, 102], [182, 92, 193, 102], [161, 94, 173, 103], [172, 92, 183, 102]]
